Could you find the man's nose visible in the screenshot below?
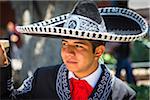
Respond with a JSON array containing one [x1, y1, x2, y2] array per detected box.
[[65, 46, 75, 55]]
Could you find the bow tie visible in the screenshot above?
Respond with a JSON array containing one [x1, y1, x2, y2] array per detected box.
[[70, 78, 93, 100]]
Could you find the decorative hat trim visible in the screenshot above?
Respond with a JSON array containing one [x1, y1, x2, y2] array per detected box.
[[16, 7, 148, 42]]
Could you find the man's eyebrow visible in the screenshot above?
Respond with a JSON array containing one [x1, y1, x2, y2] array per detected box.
[[62, 39, 87, 45], [62, 39, 67, 42], [74, 41, 87, 45]]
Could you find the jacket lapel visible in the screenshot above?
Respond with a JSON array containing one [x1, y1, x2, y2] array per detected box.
[[56, 64, 112, 100]]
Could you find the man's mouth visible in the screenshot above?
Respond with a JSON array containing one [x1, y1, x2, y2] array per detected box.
[[66, 60, 78, 64]]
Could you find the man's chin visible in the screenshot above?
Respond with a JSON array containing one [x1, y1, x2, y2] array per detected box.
[[65, 64, 78, 71]]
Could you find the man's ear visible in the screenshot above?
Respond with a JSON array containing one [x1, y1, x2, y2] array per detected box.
[[95, 45, 105, 57]]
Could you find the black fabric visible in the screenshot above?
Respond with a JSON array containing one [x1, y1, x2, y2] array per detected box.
[[29, 65, 60, 99], [0, 64, 136, 100], [89, 64, 112, 99], [72, 0, 102, 24], [0, 65, 61, 100], [103, 15, 141, 35], [0, 65, 12, 100]]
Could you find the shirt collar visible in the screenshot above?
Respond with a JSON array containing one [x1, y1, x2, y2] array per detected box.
[[68, 63, 102, 88]]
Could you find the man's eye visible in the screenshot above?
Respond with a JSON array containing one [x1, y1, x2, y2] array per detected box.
[[62, 42, 67, 46], [75, 45, 83, 48]]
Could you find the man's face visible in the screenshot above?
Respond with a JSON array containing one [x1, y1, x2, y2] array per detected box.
[[61, 39, 99, 77]]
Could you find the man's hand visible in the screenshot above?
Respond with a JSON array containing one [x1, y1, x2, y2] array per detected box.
[[0, 43, 9, 67]]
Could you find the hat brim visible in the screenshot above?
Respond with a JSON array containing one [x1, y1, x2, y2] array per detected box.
[[16, 7, 148, 42]]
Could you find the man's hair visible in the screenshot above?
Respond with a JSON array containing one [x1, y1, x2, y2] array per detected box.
[[91, 40, 105, 53], [62, 37, 105, 53]]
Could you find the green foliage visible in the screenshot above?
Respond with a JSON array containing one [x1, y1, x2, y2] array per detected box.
[[130, 85, 150, 100], [103, 53, 117, 64], [131, 40, 149, 62]]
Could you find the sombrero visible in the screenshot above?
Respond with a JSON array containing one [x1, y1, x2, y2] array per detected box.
[[16, 0, 148, 42]]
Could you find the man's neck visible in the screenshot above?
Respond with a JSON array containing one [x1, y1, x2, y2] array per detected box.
[[68, 62, 102, 88], [73, 62, 99, 79]]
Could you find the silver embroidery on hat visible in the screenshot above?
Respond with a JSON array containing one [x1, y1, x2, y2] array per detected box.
[[64, 15, 107, 33]]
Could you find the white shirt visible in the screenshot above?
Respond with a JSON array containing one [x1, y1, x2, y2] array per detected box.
[[68, 64, 102, 88]]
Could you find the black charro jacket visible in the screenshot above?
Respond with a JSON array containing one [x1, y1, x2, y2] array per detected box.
[[0, 64, 136, 100]]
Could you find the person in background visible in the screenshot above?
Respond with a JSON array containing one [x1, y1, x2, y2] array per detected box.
[[6, 21, 23, 59], [109, 42, 136, 84]]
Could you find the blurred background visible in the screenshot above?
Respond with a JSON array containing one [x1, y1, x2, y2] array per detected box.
[[0, 0, 149, 100]]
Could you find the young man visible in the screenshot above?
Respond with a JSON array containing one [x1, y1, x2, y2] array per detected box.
[[0, 0, 148, 100]]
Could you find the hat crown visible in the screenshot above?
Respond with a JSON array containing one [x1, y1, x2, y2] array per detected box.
[[72, 0, 102, 24], [64, 0, 107, 33]]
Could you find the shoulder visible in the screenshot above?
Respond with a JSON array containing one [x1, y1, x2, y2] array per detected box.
[[34, 64, 61, 78], [111, 76, 136, 100], [37, 64, 61, 72]]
